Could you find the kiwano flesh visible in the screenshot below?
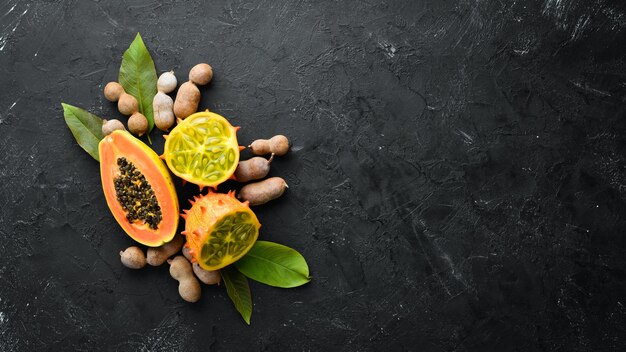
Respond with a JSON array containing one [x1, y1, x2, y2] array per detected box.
[[163, 111, 240, 189], [182, 191, 260, 271], [99, 130, 179, 246]]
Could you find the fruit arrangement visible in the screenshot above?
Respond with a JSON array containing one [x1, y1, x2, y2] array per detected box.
[[61, 33, 310, 324]]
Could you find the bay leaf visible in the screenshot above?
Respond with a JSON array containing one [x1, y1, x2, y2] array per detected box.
[[62, 103, 103, 161], [221, 266, 253, 324], [118, 33, 157, 133], [234, 241, 311, 288]]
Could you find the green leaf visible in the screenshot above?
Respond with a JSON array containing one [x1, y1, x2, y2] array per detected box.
[[118, 33, 157, 133], [234, 241, 311, 288], [221, 266, 252, 324], [62, 103, 104, 161]]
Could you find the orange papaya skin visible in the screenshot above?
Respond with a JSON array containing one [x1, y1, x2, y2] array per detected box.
[[99, 130, 179, 247]]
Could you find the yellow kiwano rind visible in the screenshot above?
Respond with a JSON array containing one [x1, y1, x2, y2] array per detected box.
[[164, 111, 240, 188], [182, 191, 260, 271]]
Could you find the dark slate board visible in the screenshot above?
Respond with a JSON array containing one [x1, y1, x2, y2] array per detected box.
[[1, 0, 626, 351]]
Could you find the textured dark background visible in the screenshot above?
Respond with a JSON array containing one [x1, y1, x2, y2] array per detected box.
[[1, 0, 626, 351]]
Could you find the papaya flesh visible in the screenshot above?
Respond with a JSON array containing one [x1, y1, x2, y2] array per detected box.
[[182, 191, 260, 271], [99, 130, 179, 247]]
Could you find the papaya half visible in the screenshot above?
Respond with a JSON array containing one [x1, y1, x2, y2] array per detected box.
[[99, 130, 179, 247]]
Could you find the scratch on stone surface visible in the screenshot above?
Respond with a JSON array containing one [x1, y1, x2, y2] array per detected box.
[[542, 0, 570, 29], [513, 48, 529, 56], [436, 243, 468, 289], [412, 220, 452, 296], [541, 0, 625, 39], [565, 223, 591, 233], [127, 1, 161, 10], [377, 40, 397, 59], [513, 32, 536, 56], [570, 15, 590, 41], [95, 2, 119, 28], [570, 79, 612, 97], [452, 1, 488, 50], [80, 68, 106, 78], [0, 99, 19, 124], [0, 4, 29, 52], [32, 3, 65, 59], [214, 18, 237, 27], [601, 5, 626, 31], [295, 44, 348, 73], [332, 178, 350, 189], [3, 3, 16, 17], [455, 129, 474, 145], [220, 0, 262, 26]]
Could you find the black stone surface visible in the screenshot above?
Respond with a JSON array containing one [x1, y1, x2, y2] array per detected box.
[[1, 0, 626, 351]]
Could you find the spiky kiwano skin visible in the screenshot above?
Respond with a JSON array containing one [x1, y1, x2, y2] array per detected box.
[[163, 111, 240, 188], [182, 191, 260, 271]]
